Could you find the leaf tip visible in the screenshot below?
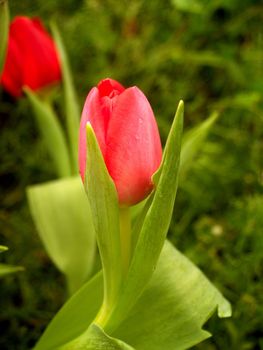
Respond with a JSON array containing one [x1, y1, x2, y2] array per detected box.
[[0, 245, 8, 252], [177, 100, 184, 119], [178, 99, 184, 110], [217, 298, 232, 318], [86, 122, 95, 142]]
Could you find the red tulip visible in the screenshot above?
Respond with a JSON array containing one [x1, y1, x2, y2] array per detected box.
[[79, 78, 162, 206], [0, 16, 61, 97]]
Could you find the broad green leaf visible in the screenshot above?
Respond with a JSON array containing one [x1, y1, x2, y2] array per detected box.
[[0, 263, 23, 278], [60, 324, 135, 350], [34, 240, 231, 350], [34, 272, 103, 350], [27, 176, 96, 295], [0, 0, 9, 75], [104, 101, 184, 333], [25, 88, 71, 178], [51, 23, 80, 175], [180, 112, 218, 178], [85, 124, 122, 319], [114, 241, 231, 350]]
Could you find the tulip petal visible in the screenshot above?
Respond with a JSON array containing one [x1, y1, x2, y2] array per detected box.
[[7, 17, 61, 93], [0, 35, 22, 97], [105, 87, 162, 205], [79, 80, 126, 181], [98, 78, 125, 98], [79, 87, 107, 180]]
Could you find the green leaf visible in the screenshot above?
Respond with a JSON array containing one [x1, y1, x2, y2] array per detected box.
[[85, 124, 122, 320], [130, 195, 153, 254], [60, 324, 135, 350], [114, 241, 231, 350], [0, 245, 8, 253], [0, 245, 23, 278], [25, 88, 72, 178], [0, 264, 23, 278], [180, 112, 218, 179], [33, 240, 231, 350], [27, 176, 96, 295], [33, 272, 103, 350], [131, 112, 218, 232], [171, 0, 204, 13], [0, 0, 9, 76], [51, 22, 80, 175], [83, 324, 134, 350], [104, 100, 184, 333]]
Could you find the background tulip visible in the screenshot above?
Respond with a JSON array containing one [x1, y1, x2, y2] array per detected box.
[[79, 78, 162, 206], [0, 16, 61, 97]]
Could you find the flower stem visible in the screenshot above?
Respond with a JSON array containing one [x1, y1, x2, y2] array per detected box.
[[93, 207, 131, 329], [119, 207, 131, 278]]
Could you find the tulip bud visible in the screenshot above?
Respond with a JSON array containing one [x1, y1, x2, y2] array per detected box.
[[79, 78, 162, 206], [0, 16, 61, 97]]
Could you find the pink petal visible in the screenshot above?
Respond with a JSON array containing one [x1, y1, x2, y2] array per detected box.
[[105, 87, 162, 205]]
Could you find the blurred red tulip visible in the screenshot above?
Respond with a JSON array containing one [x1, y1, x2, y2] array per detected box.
[[0, 16, 61, 97], [79, 78, 162, 206]]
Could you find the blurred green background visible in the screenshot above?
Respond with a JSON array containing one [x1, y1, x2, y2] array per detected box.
[[1, 0, 263, 349]]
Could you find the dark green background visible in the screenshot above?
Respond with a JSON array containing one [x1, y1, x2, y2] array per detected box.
[[1, 0, 263, 348]]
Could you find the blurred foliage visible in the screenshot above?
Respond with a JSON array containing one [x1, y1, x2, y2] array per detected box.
[[0, 0, 263, 349]]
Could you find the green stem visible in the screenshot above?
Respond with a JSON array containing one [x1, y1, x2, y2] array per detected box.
[[119, 207, 131, 278], [25, 89, 72, 178], [94, 207, 131, 329], [51, 22, 80, 175], [0, 0, 9, 76]]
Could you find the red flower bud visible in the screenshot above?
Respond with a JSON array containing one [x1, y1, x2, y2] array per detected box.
[[79, 78, 162, 206], [0, 17, 61, 97]]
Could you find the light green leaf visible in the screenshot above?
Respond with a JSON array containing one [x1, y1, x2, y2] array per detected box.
[[171, 0, 204, 13], [27, 176, 96, 295], [51, 22, 80, 175], [85, 124, 122, 320], [180, 112, 218, 178], [33, 272, 103, 350], [33, 240, 231, 350], [25, 88, 71, 178], [104, 100, 184, 333], [0, 245, 8, 252], [131, 112, 218, 228], [0, 264, 23, 278], [0, 0, 9, 75], [0, 246, 24, 278], [114, 240, 231, 350], [60, 324, 135, 350]]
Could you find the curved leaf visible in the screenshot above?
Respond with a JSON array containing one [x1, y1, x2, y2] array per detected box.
[[180, 112, 218, 178], [0, 264, 23, 278], [85, 124, 122, 319], [0, 246, 23, 278], [114, 241, 231, 350], [27, 176, 96, 295], [25, 88, 71, 178], [51, 22, 80, 175], [33, 272, 103, 350], [61, 324, 135, 350], [104, 100, 184, 332], [0, 245, 8, 253], [33, 240, 231, 350]]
